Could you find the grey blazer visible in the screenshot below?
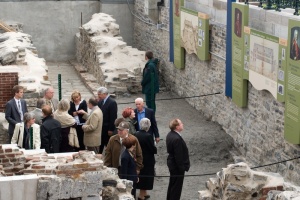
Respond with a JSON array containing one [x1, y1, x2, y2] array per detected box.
[[5, 98, 28, 135]]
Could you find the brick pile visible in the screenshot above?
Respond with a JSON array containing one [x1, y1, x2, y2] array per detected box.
[[0, 145, 26, 176]]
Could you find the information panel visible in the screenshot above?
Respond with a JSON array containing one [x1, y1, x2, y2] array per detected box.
[[173, 0, 185, 69], [284, 19, 300, 144], [231, 3, 249, 107]]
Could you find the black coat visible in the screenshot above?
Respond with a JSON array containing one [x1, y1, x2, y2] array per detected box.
[[5, 98, 28, 135], [68, 100, 87, 124], [166, 130, 190, 172], [98, 96, 118, 132], [121, 149, 138, 183], [135, 130, 157, 190], [134, 107, 159, 138], [40, 116, 61, 153]]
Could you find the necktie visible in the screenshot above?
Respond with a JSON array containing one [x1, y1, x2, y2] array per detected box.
[[18, 100, 23, 121]]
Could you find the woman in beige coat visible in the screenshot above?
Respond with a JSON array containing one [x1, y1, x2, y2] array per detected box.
[[11, 112, 41, 149]]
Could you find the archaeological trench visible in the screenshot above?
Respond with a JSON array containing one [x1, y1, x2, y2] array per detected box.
[[0, 1, 300, 200]]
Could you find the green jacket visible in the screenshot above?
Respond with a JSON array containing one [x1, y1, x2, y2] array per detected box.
[[141, 58, 159, 94]]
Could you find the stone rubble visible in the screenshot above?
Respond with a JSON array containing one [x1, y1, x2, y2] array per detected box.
[[76, 13, 146, 94], [198, 162, 300, 200]]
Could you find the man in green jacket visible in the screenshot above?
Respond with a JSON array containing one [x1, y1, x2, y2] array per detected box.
[[141, 51, 159, 112]]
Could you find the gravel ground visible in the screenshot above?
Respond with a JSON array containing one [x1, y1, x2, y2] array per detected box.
[[115, 91, 237, 200]]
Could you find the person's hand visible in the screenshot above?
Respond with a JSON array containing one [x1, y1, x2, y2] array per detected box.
[[155, 137, 160, 144], [73, 111, 78, 116], [77, 109, 85, 114], [136, 170, 140, 175], [137, 177, 139, 183], [108, 131, 113, 136]]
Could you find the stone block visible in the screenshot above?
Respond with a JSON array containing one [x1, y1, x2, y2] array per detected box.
[[84, 183, 102, 196], [59, 178, 74, 199], [85, 171, 102, 183], [48, 177, 61, 200], [72, 180, 86, 198], [37, 179, 50, 200], [118, 193, 135, 200]]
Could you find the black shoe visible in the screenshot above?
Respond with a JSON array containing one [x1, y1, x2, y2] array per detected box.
[[144, 195, 150, 199]]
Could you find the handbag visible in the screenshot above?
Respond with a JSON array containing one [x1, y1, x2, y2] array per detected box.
[[68, 127, 80, 148]]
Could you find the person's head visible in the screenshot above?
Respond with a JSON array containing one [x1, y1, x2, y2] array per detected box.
[[88, 97, 98, 109], [57, 99, 70, 112], [139, 118, 151, 132], [294, 30, 298, 40], [24, 112, 35, 126], [115, 117, 125, 127], [122, 107, 135, 119], [44, 87, 54, 100], [42, 105, 52, 117], [36, 98, 45, 109], [116, 121, 130, 139], [71, 91, 82, 103], [169, 118, 184, 132], [97, 87, 108, 101], [135, 98, 145, 112], [122, 136, 136, 150], [145, 51, 153, 60], [13, 85, 24, 99]]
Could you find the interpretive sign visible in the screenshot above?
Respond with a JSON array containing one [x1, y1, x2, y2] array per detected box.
[[284, 19, 300, 144], [231, 3, 249, 107], [173, 0, 185, 69]]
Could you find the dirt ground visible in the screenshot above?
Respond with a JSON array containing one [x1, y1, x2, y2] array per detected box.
[[115, 91, 237, 200]]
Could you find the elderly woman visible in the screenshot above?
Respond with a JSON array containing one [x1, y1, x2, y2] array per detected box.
[[11, 112, 41, 149], [122, 107, 137, 135], [68, 91, 87, 151], [135, 118, 157, 200], [53, 99, 76, 152]]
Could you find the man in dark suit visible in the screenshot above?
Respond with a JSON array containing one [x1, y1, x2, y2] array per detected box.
[[5, 85, 28, 143], [134, 97, 160, 144], [97, 87, 118, 153], [166, 118, 190, 200]]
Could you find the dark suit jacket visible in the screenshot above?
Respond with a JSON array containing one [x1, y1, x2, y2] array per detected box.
[[68, 100, 88, 124], [121, 149, 138, 183], [98, 96, 118, 132], [166, 130, 190, 172], [5, 98, 28, 135], [134, 107, 159, 138]]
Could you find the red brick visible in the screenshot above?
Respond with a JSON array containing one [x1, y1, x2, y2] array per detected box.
[[2, 158, 10, 163], [32, 164, 45, 169], [277, 185, 283, 191], [4, 148, 12, 153], [261, 187, 276, 195], [5, 153, 16, 158]]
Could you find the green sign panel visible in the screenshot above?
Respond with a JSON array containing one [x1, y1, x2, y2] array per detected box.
[[231, 3, 249, 107], [284, 19, 300, 144]]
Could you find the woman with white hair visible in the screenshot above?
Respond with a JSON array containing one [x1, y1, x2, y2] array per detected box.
[[53, 99, 76, 152], [11, 112, 41, 149], [135, 118, 157, 200]]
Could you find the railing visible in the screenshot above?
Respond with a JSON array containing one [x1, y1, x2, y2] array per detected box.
[[242, 0, 299, 15]]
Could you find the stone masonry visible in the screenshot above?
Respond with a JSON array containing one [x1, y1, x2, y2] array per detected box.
[[76, 13, 146, 94], [133, 0, 300, 184]]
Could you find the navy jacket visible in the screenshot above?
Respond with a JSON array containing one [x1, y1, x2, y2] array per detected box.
[[134, 107, 159, 138]]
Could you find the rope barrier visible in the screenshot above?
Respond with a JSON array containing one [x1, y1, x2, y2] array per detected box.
[[117, 92, 222, 105], [118, 156, 300, 178]]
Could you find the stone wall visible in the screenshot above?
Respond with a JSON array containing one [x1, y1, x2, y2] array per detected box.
[[133, 0, 300, 184]]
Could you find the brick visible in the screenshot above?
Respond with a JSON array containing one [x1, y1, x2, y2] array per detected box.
[[32, 164, 45, 169], [261, 187, 276, 195], [73, 162, 89, 169], [4, 148, 12, 153]]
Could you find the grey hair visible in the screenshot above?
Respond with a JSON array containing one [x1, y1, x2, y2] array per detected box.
[[57, 99, 70, 112], [135, 97, 144, 104], [36, 98, 45, 109], [139, 118, 151, 131], [44, 87, 53, 95], [97, 87, 108, 94], [24, 112, 35, 124]]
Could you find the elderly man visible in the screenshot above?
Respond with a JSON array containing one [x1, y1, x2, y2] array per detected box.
[[40, 105, 61, 153], [104, 121, 143, 174], [134, 97, 160, 143], [166, 119, 190, 200], [97, 87, 118, 153], [5, 85, 28, 143], [43, 87, 59, 112], [78, 97, 103, 154]]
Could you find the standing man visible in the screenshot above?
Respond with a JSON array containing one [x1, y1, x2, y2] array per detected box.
[[141, 51, 159, 112], [5, 85, 28, 143], [78, 97, 103, 154], [134, 98, 160, 144], [166, 119, 190, 200], [104, 121, 143, 174], [97, 87, 118, 153], [43, 87, 59, 113], [40, 105, 61, 153]]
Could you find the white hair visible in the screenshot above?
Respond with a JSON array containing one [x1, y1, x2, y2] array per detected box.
[[139, 118, 151, 131], [97, 87, 108, 94], [135, 97, 144, 104]]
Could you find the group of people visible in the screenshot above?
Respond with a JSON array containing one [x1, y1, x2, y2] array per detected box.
[[4, 51, 190, 200]]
